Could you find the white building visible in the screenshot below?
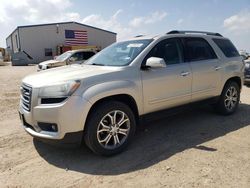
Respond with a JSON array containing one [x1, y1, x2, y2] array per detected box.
[[6, 21, 116, 64]]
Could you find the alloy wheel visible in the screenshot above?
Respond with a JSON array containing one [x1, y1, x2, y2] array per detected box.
[[97, 110, 130, 150], [224, 86, 238, 110]]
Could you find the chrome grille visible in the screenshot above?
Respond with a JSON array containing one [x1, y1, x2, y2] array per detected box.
[[20, 84, 32, 111]]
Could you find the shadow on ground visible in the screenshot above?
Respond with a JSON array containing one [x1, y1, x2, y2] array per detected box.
[[34, 103, 250, 175]]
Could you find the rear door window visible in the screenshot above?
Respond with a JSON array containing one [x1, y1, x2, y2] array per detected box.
[[212, 38, 239, 57], [184, 38, 217, 62]]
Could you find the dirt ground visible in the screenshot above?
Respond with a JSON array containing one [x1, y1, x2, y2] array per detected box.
[[0, 65, 249, 188]]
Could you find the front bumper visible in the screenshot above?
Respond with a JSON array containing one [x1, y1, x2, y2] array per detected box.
[[19, 95, 92, 144]]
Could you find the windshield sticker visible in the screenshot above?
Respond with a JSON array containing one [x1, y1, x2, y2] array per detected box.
[[127, 43, 144, 48]]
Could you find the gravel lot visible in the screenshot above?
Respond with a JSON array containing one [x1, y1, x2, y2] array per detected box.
[[0, 65, 250, 187]]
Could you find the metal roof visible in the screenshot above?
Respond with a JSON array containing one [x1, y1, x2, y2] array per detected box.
[[6, 21, 116, 39]]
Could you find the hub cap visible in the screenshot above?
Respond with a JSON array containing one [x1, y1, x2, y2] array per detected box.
[[224, 86, 238, 110], [97, 110, 130, 150]]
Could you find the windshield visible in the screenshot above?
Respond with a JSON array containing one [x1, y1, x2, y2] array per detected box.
[[85, 39, 152, 66], [55, 51, 73, 61]]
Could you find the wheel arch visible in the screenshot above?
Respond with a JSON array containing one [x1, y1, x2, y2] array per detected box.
[[85, 94, 140, 128], [225, 76, 242, 90]]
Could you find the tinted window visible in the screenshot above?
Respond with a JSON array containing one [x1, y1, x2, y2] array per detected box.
[[213, 38, 239, 57], [72, 52, 84, 61], [145, 38, 183, 65], [84, 52, 95, 59], [184, 38, 217, 62]]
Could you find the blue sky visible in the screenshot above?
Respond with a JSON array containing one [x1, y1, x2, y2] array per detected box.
[[0, 0, 250, 51]]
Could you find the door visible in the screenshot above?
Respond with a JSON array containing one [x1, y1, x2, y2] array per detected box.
[[141, 38, 192, 114], [183, 37, 222, 101]]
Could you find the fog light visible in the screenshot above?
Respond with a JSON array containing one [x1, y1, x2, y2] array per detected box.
[[37, 122, 58, 132]]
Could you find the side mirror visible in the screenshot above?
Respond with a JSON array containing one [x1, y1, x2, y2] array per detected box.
[[67, 57, 77, 65], [69, 57, 76, 62], [145, 57, 166, 69]]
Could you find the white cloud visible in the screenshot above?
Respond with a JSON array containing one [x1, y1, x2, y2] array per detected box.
[[223, 10, 250, 34], [0, 0, 167, 46], [0, 0, 76, 24], [65, 12, 81, 22], [223, 10, 250, 52], [129, 11, 167, 27], [81, 10, 168, 40], [82, 9, 133, 40], [82, 9, 123, 29], [0, 0, 81, 47], [129, 17, 144, 28], [177, 19, 184, 25]]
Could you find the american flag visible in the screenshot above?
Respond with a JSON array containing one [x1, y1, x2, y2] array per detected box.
[[65, 30, 88, 46]]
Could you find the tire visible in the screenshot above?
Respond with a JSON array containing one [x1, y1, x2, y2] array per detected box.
[[84, 101, 136, 156], [215, 81, 240, 115]]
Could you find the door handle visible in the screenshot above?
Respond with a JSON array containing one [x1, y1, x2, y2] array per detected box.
[[180, 71, 190, 77], [214, 66, 222, 71]]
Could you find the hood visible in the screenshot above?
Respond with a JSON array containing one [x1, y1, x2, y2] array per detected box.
[[39, 59, 61, 66], [22, 64, 121, 88]]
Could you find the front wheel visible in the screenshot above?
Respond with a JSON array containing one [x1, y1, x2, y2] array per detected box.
[[215, 81, 240, 115], [84, 101, 136, 156]]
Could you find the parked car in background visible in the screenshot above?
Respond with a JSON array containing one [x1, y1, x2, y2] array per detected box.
[[239, 51, 250, 86], [0, 51, 9, 66], [239, 50, 249, 61], [0, 51, 4, 65], [244, 57, 250, 86], [0, 47, 10, 62], [19, 30, 244, 156], [38, 49, 97, 71]]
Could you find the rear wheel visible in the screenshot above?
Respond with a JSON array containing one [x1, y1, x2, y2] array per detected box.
[[215, 81, 240, 115], [84, 101, 136, 156]]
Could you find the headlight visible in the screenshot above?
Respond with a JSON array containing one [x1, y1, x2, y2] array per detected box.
[[38, 81, 81, 98], [245, 63, 250, 69]]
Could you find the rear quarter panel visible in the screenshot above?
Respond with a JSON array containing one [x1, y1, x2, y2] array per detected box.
[[207, 37, 244, 94]]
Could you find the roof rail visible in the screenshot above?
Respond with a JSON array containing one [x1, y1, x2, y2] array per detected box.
[[167, 30, 223, 37]]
